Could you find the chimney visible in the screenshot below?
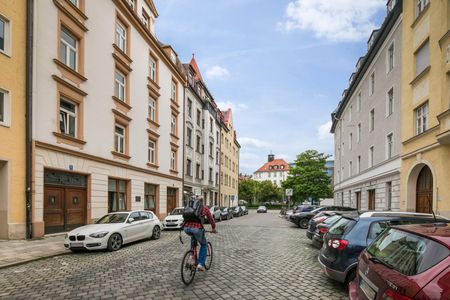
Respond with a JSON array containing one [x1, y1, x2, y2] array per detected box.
[[268, 154, 275, 162]]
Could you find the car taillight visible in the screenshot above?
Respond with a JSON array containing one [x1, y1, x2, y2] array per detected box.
[[314, 217, 326, 223], [381, 289, 412, 300], [328, 239, 348, 250], [319, 227, 328, 234]]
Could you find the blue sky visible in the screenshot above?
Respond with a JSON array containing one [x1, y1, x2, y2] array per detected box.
[[154, 0, 387, 174]]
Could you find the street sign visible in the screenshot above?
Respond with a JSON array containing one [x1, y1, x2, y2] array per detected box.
[[285, 189, 293, 196]]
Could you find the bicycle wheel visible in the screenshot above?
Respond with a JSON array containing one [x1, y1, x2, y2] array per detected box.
[[205, 242, 213, 270], [181, 250, 196, 285]]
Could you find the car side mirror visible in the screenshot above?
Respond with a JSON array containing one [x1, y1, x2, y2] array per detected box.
[[128, 217, 135, 223]]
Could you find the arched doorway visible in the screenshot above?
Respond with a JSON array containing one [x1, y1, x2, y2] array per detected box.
[[416, 166, 433, 213]]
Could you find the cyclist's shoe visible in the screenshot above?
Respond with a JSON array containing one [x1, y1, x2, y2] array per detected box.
[[196, 264, 206, 272]]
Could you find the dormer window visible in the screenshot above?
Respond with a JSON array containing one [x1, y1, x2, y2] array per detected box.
[[281, 165, 285, 170]]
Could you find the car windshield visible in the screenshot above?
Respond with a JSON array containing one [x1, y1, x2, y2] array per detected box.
[[367, 228, 450, 276], [328, 217, 356, 235], [258, 206, 265, 209], [96, 213, 128, 224], [171, 208, 184, 215]]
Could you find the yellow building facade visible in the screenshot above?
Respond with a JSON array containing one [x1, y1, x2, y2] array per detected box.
[[0, 1, 27, 239], [400, 0, 450, 217], [220, 109, 240, 207]]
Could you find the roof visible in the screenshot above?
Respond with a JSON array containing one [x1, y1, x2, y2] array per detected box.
[[255, 159, 290, 173], [394, 223, 450, 246], [189, 56, 203, 82], [222, 109, 232, 125]]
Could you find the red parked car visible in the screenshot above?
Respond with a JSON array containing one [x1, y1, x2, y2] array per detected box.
[[349, 223, 450, 300]]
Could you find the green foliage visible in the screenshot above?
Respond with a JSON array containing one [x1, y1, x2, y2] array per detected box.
[[282, 150, 333, 202], [238, 179, 283, 205]]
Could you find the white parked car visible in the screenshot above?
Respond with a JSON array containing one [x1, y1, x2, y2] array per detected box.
[[163, 207, 184, 229], [64, 210, 162, 252], [209, 205, 222, 221]]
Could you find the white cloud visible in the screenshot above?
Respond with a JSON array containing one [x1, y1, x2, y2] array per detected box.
[[278, 0, 385, 42], [239, 137, 270, 148], [205, 65, 230, 80], [318, 121, 333, 140], [216, 101, 248, 112]]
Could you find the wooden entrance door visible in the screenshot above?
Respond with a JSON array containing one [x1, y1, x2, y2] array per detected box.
[[44, 186, 86, 234], [356, 192, 361, 210], [368, 190, 376, 210], [167, 188, 177, 214], [416, 166, 433, 213]]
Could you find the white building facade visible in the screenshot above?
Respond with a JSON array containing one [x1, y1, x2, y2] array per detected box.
[[31, 0, 185, 237], [331, 0, 402, 211], [183, 57, 221, 206], [253, 154, 290, 187]]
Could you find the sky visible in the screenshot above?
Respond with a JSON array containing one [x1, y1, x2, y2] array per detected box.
[[154, 0, 387, 174]]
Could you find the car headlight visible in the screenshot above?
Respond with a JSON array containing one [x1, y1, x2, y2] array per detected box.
[[89, 231, 109, 238]]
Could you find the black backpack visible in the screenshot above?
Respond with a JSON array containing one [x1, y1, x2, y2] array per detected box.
[[183, 198, 204, 224]]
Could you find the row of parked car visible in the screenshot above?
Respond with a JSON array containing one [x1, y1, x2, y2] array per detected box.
[[285, 205, 450, 299], [163, 205, 249, 229]]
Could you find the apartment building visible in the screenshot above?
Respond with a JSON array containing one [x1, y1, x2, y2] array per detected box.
[[31, 0, 185, 237], [0, 1, 27, 239], [400, 0, 450, 217], [220, 109, 240, 207], [331, 0, 402, 211], [183, 56, 221, 206]]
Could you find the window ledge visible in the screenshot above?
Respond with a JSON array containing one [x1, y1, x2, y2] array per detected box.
[[111, 151, 131, 160], [53, 132, 86, 147], [402, 125, 440, 145], [0, 121, 11, 128], [170, 133, 179, 140], [112, 96, 132, 112], [170, 99, 179, 108], [147, 77, 160, 90], [147, 118, 160, 128], [0, 49, 11, 58], [146, 162, 159, 169], [410, 66, 431, 85], [53, 59, 87, 82], [411, 3, 430, 28], [170, 170, 179, 175], [112, 43, 133, 64]]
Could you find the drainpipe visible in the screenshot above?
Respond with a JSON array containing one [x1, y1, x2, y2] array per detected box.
[[25, 0, 34, 239]]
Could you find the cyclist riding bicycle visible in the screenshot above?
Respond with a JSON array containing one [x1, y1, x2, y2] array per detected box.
[[183, 196, 217, 272]]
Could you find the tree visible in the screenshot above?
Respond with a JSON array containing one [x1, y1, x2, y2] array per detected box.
[[238, 179, 258, 204], [282, 150, 333, 203], [238, 179, 283, 204]]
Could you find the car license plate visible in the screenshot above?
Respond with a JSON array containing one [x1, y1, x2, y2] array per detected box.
[[70, 242, 83, 248], [359, 278, 376, 300]]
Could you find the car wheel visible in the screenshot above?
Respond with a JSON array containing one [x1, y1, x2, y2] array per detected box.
[[151, 226, 161, 240], [345, 269, 356, 285], [298, 218, 309, 229], [107, 233, 122, 251]]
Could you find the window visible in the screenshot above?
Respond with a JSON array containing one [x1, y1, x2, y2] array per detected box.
[[349, 133, 352, 150], [369, 146, 374, 168], [170, 151, 176, 170], [196, 109, 201, 126], [186, 127, 192, 147], [114, 124, 125, 154], [215, 173, 219, 186], [209, 142, 213, 157], [171, 81, 177, 101], [126, 0, 135, 10], [415, 40, 429, 76], [142, 11, 149, 28], [186, 159, 192, 176], [0, 89, 9, 126], [369, 72, 375, 96], [216, 151, 219, 164], [416, 0, 429, 18], [357, 155, 361, 173], [115, 71, 126, 101], [196, 164, 200, 179], [148, 97, 156, 121], [209, 168, 213, 182], [387, 88, 394, 116], [108, 179, 127, 212], [0, 15, 9, 53], [148, 139, 155, 164], [349, 161, 352, 177], [210, 117, 213, 133], [356, 92, 361, 112], [370, 109, 375, 132], [357, 123, 361, 142], [386, 182, 392, 210], [59, 99, 77, 137], [115, 21, 126, 53], [416, 102, 428, 135], [386, 133, 393, 159], [187, 99, 192, 118], [196, 135, 201, 152], [60, 28, 77, 70], [144, 183, 156, 212], [387, 42, 394, 72], [170, 115, 177, 135], [149, 56, 156, 81]]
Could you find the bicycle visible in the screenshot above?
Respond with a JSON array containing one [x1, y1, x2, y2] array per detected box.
[[179, 230, 214, 285]]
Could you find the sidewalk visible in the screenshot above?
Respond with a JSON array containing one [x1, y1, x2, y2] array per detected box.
[[0, 235, 69, 269]]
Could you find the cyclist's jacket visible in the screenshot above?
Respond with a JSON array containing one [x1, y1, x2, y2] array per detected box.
[[184, 206, 216, 230]]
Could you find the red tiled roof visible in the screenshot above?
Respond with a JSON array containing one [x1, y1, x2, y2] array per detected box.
[[189, 56, 203, 82], [222, 109, 232, 125], [256, 159, 290, 173]]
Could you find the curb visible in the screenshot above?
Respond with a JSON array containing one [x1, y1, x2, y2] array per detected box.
[[0, 251, 71, 270]]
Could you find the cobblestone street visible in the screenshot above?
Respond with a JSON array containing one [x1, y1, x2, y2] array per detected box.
[[0, 211, 347, 300]]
